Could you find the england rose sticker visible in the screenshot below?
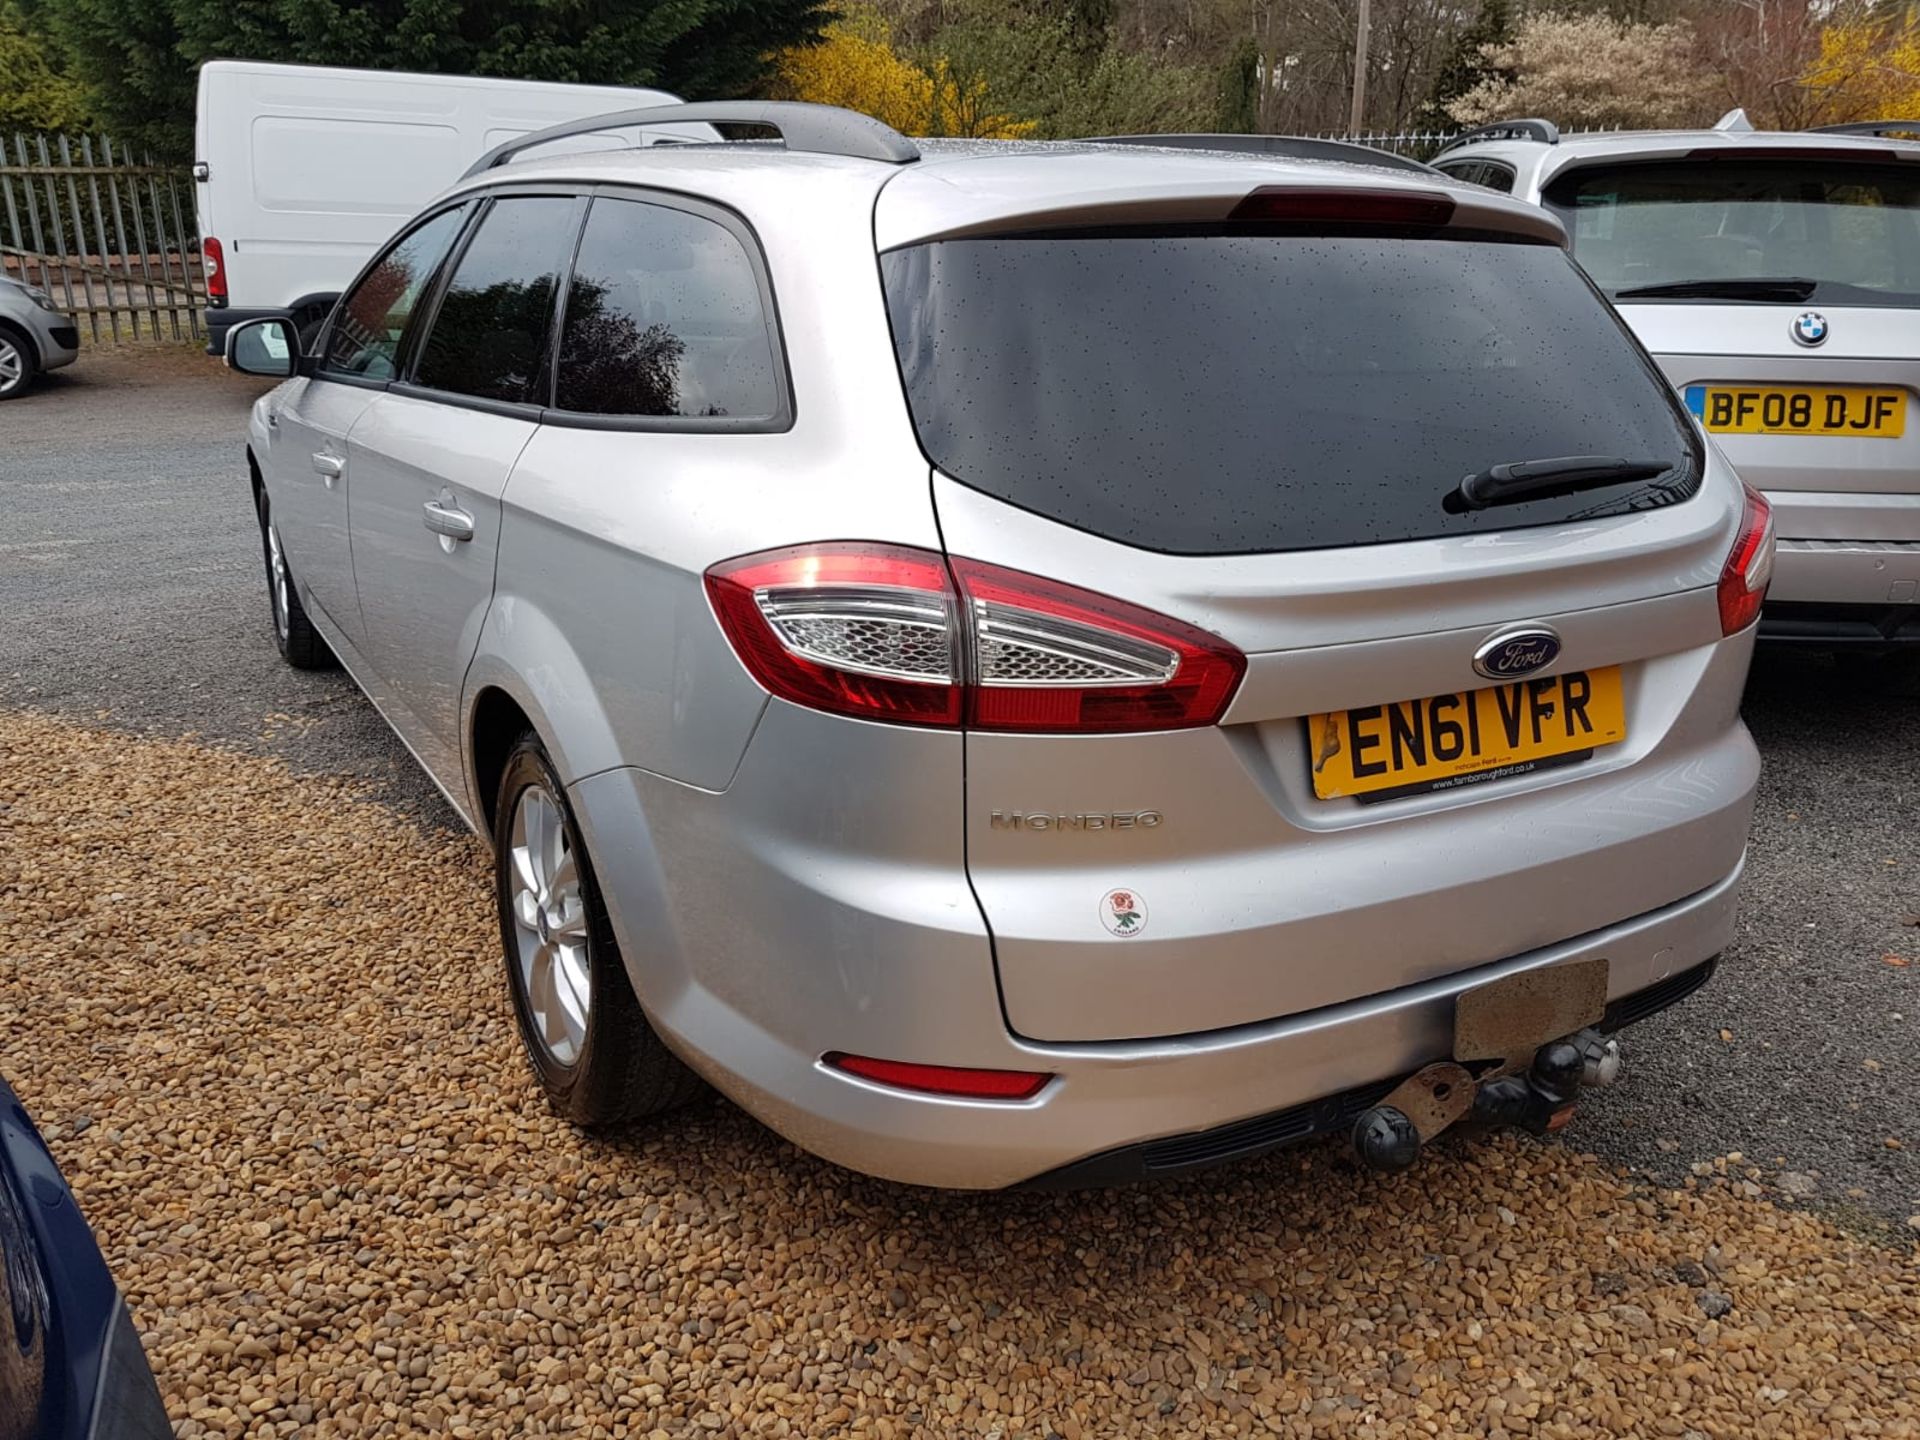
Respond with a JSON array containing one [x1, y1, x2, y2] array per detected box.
[[1100, 888, 1147, 937]]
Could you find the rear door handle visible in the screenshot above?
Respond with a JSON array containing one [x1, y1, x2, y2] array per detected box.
[[422, 500, 475, 543], [311, 452, 344, 487]]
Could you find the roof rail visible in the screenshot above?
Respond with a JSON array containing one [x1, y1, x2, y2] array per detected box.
[[461, 100, 919, 180], [1809, 120, 1920, 138], [1089, 133, 1439, 175], [1433, 119, 1559, 156]]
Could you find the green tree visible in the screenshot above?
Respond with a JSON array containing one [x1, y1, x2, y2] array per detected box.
[[1415, 0, 1510, 132], [1214, 35, 1258, 133], [22, 0, 833, 159], [0, 6, 89, 131]]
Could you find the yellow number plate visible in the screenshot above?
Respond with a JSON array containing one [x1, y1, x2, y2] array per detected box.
[[1685, 384, 1906, 438], [1308, 668, 1627, 802]]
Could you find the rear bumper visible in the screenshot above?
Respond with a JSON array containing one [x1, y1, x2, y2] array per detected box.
[[1764, 490, 1920, 614], [576, 724, 1746, 1188]]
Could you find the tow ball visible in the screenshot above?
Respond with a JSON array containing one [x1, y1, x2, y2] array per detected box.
[[1351, 1028, 1621, 1174]]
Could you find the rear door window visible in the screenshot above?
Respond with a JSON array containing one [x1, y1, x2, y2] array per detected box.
[[1546, 159, 1920, 304], [882, 233, 1699, 556], [412, 195, 582, 406], [552, 195, 783, 422]]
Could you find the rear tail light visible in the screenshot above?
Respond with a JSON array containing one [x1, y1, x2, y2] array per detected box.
[[202, 236, 227, 303], [1717, 485, 1774, 635], [705, 543, 1245, 733], [825, 1053, 1051, 1100], [1229, 186, 1455, 228]]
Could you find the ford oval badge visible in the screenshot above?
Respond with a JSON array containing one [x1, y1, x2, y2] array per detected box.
[[1473, 627, 1562, 680]]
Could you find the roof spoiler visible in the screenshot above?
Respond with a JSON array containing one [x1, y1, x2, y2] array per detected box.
[[461, 100, 920, 180], [1434, 119, 1559, 156], [1090, 133, 1440, 175]]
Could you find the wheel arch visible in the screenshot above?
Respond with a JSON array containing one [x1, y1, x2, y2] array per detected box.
[[462, 602, 628, 837], [0, 317, 38, 367]]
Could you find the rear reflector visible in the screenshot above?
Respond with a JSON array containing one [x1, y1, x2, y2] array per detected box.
[[202, 236, 227, 303], [705, 543, 1245, 733], [1229, 187, 1456, 228], [825, 1053, 1051, 1100], [1718, 485, 1775, 635]]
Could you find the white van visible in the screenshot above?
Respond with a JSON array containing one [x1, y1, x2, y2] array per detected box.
[[194, 60, 711, 354]]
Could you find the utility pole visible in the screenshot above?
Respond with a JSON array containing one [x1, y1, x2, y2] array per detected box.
[[1348, 0, 1371, 135]]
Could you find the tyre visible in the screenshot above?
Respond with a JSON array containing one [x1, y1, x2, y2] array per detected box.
[[294, 304, 330, 357], [494, 733, 704, 1125], [255, 489, 336, 669], [0, 326, 38, 401]]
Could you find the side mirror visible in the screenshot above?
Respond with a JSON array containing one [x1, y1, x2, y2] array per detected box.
[[225, 317, 302, 377]]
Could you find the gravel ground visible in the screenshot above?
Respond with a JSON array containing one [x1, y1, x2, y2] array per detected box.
[[3, 346, 1914, 1225], [3, 709, 1916, 1439]]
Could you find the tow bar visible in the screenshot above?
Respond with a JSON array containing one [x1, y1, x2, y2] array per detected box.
[[1351, 957, 1624, 1173]]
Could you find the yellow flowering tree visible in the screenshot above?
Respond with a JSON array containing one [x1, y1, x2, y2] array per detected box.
[[772, 7, 1033, 139], [1800, 18, 1920, 124]]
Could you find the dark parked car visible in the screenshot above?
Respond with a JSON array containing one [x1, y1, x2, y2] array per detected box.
[[1, 1074, 171, 1440]]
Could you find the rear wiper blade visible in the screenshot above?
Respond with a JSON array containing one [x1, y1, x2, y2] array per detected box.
[[1445, 456, 1674, 513], [1613, 276, 1817, 302]]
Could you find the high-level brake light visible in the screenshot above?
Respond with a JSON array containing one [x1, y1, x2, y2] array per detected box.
[[1228, 187, 1457, 228]]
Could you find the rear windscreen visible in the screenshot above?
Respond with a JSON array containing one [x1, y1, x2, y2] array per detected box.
[[1546, 159, 1920, 305], [881, 234, 1699, 556]]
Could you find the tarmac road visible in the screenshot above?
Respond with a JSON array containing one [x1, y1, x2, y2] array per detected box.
[[2, 344, 1914, 1227]]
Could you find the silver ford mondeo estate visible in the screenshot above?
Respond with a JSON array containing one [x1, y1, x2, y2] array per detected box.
[[227, 103, 1769, 1188]]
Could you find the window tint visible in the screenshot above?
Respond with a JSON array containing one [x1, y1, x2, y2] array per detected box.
[[1547, 159, 1920, 305], [322, 205, 466, 379], [1478, 162, 1516, 194], [882, 234, 1699, 556], [413, 196, 579, 405], [554, 196, 780, 420]]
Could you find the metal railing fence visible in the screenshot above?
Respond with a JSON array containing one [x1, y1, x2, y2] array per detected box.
[[0, 133, 206, 344]]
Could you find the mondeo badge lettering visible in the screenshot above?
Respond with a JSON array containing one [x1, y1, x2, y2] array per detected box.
[[1472, 627, 1562, 681], [991, 810, 1164, 832]]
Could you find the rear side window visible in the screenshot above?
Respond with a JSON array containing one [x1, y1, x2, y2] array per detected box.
[[554, 196, 782, 421], [882, 234, 1699, 556], [322, 204, 467, 380], [1547, 159, 1920, 304], [413, 195, 580, 405]]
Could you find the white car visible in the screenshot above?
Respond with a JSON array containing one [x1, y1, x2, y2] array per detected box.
[[1435, 116, 1920, 682]]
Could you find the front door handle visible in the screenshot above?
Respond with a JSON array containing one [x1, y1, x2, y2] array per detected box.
[[312, 452, 344, 488], [423, 499, 475, 543]]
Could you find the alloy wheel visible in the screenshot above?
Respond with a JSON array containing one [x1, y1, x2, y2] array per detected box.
[[265, 520, 291, 640], [507, 782, 592, 1066], [0, 337, 22, 394]]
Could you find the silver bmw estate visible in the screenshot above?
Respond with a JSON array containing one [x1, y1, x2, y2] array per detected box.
[[1435, 114, 1920, 678], [227, 103, 1768, 1188]]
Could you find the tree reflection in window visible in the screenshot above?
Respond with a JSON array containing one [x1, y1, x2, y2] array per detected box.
[[555, 276, 690, 416], [413, 196, 578, 405], [555, 198, 779, 420]]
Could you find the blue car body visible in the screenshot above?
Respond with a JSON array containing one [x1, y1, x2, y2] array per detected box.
[[0, 1075, 171, 1440]]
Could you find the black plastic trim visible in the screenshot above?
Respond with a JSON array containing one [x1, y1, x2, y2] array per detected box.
[[1759, 601, 1920, 646]]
